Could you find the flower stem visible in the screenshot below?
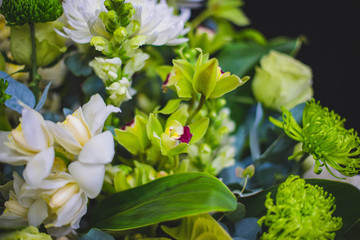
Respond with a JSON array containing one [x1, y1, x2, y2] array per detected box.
[[29, 22, 39, 102], [187, 95, 205, 124], [190, 9, 212, 29]]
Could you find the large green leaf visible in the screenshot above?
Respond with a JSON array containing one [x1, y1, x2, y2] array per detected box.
[[217, 37, 302, 77], [240, 179, 360, 237], [91, 172, 237, 231]]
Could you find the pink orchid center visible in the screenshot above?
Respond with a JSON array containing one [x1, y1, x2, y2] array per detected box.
[[178, 126, 193, 144]]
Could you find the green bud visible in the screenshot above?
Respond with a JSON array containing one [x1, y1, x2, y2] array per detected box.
[[192, 58, 218, 99], [104, 0, 115, 10], [0, 0, 63, 26], [113, 27, 128, 43], [90, 36, 114, 56], [10, 22, 66, 67]]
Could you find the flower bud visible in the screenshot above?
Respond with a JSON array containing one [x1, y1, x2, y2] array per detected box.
[[90, 36, 114, 56], [106, 77, 135, 106], [252, 50, 313, 111], [4, 200, 28, 218], [10, 22, 67, 67], [49, 183, 80, 209], [64, 115, 92, 146], [89, 57, 122, 84], [192, 58, 218, 99]]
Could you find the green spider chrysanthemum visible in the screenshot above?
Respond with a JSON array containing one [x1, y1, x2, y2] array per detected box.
[[0, 0, 63, 26], [258, 175, 342, 240], [270, 99, 360, 178]]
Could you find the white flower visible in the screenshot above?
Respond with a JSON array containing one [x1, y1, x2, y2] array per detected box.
[[124, 49, 150, 78], [46, 94, 120, 198], [129, 0, 191, 45], [89, 57, 122, 83], [60, 0, 111, 44], [0, 106, 55, 186], [175, 0, 204, 9], [106, 77, 136, 106]]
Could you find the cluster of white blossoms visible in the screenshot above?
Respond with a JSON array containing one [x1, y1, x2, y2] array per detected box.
[[0, 94, 120, 237]]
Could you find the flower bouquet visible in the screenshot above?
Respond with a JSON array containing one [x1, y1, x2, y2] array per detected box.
[[0, 0, 359, 239]]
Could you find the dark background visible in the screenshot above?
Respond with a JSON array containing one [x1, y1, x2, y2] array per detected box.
[[243, 0, 360, 131]]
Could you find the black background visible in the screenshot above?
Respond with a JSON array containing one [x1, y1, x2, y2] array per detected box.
[[243, 0, 360, 131]]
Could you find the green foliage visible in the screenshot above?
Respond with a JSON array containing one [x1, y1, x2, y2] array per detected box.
[[0, 226, 52, 240], [78, 228, 115, 240], [91, 172, 237, 231], [0, 0, 63, 26], [258, 175, 342, 240], [0, 77, 11, 106], [161, 213, 232, 240]]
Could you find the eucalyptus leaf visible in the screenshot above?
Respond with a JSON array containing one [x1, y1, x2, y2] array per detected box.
[[92, 172, 237, 231], [64, 53, 93, 77], [233, 217, 261, 240], [82, 75, 106, 97], [240, 179, 360, 237], [217, 37, 302, 77], [1, 71, 35, 113], [35, 82, 51, 111], [78, 228, 115, 240]]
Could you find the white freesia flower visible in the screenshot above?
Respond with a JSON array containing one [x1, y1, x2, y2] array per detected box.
[[18, 172, 89, 237], [106, 77, 136, 106], [89, 57, 122, 83], [60, 0, 111, 44], [129, 0, 191, 45], [46, 94, 120, 197], [0, 106, 55, 186]]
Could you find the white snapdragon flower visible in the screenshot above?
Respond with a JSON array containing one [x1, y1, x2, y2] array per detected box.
[[89, 57, 122, 83], [124, 49, 150, 78], [129, 0, 191, 45], [60, 0, 111, 44], [0, 106, 55, 186], [106, 77, 136, 106], [46, 94, 120, 198]]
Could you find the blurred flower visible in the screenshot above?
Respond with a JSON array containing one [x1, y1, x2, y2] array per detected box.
[[10, 22, 67, 67], [270, 99, 360, 177], [0, 106, 55, 185], [60, 0, 111, 44], [0, 226, 51, 240], [173, 0, 204, 9], [106, 77, 136, 106], [252, 50, 313, 111], [0, 14, 10, 51], [130, 0, 191, 45], [38, 60, 67, 88], [89, 57, 122, 84], [258, 175, 342, 240]]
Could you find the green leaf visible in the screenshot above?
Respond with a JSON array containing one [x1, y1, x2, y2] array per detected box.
[[217, 37, 302, 77], [82, 75, 106, 97], [189, 117, 210, 144], [210, 75, 249, 99], [156, 99, 182, 115], [91, 172, 237, 231], [240, 179, 360, 237], [161, 213, 232, 240], [166, 105, 189, 128], [213, 8, 250, 26], [78, 228, 115, 240]]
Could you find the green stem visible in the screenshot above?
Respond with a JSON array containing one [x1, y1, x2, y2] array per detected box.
[[187, 95, 205, 124], [29, 22, 39, 102], [240, 176, 249, 195], [190, 9, 212, 29]]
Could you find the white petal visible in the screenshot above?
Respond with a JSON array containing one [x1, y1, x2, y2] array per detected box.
[[68, 162, 105, 198], [0, 214, 28, 228], [54, 192, 87, 227], [21, 107, 49, 150], [78, 131, 115, 165], [23, 147, 55, 186], [0, 131, 29, 165], [82, 94, 120, 135], [45, 121, 82, 155], [46, 226, 74, 238], [28, 198, 48, 226]]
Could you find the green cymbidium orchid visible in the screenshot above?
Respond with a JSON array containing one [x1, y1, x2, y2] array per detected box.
[[258, 175, 342, 240], [270, 99, 360, 178]]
